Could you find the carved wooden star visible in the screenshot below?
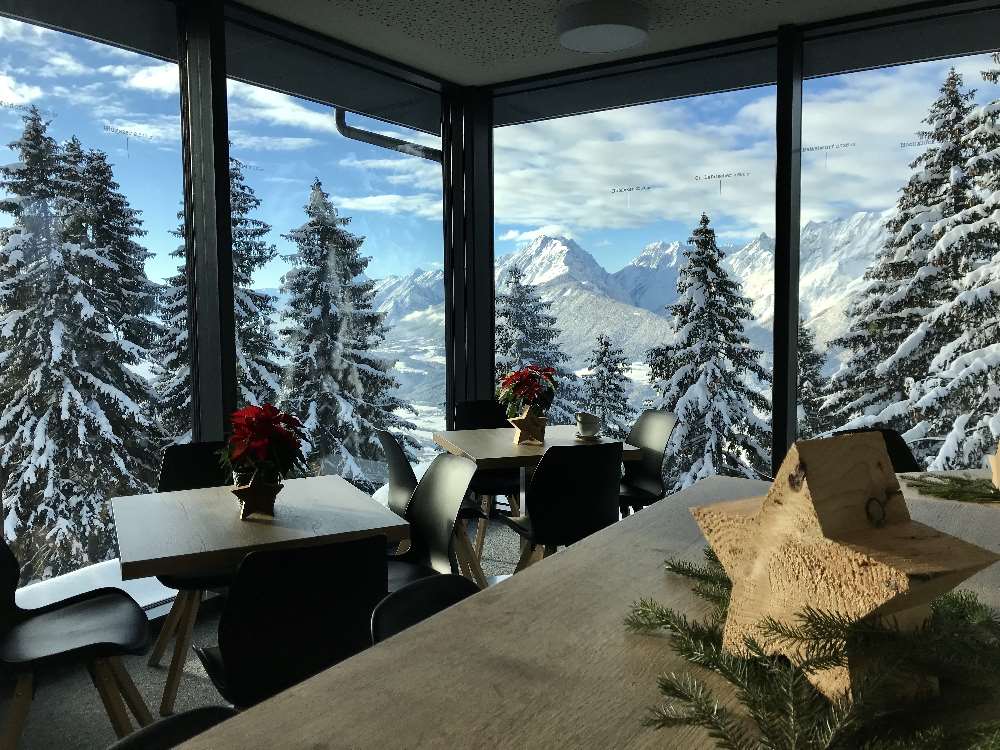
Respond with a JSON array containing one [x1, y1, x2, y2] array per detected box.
[[989, 440, 1000, 491], [691, 433, 999, 700], [509, 408, 547, 445]]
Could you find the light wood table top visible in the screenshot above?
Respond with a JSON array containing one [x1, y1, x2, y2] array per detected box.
[[433, 423, 641, 470], [112, 475, 408, 581]]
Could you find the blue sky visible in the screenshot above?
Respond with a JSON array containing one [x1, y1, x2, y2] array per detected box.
[[0, 16, 996, 283]]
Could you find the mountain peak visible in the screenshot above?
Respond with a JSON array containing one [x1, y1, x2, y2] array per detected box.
[[631, 240, 685, 270], [497, 234, 616, 293]]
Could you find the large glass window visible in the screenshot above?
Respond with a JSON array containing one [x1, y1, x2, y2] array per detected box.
[[798, 52, 1000, 471], [494, 88, 776, 491], [0, 18, 185, 585]]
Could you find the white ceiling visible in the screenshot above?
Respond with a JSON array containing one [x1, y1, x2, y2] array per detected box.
[[237, 0, 929, 86]]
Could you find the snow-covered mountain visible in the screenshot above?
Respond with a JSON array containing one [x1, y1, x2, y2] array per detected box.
[[494, 235, 627, 301], [612, 240, 686, 313]]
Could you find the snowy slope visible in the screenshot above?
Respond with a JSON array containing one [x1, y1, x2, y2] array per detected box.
[[612, 240, 686, 313]]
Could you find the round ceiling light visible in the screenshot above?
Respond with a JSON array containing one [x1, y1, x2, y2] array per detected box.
[[557, 0, 650, 54]]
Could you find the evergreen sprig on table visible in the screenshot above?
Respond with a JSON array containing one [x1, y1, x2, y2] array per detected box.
[[626, 548, 1000, 749], [905, 475, 1000, 503]]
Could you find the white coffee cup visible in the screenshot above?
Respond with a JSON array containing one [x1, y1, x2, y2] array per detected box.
[[576, 412, 602, 437]]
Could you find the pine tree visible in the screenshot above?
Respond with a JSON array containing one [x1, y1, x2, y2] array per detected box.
[[646, 214, 772, 491], [0, 109, 157, 582], [495, 265, 581, 423], [796, 318, 833, 439], [827, 70, 977, 459], [153, 155, 285, 442], [581, 333, 635, 439], [279, 179, 416, 492]]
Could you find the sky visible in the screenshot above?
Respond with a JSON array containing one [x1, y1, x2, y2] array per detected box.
[[0, 16, 996, 283]]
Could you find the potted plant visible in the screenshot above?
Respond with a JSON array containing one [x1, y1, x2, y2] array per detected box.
[[497, 365, 557, 445], [221, 403, 308, 520]]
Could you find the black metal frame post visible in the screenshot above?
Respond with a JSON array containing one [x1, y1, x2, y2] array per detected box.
[[442, 87, 495, 429], [772, 25, 803, 474], [176, 0, 237, 442]]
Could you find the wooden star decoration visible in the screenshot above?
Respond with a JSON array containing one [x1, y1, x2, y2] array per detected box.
[[509, 408, 547, 445], [691, 432, 999, 700], [989, 440, 1000, 491]]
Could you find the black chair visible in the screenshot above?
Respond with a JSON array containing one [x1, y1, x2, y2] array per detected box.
[[195, 536, 387, 709], [389, 453, 479, 592], [371, 574, 480, 645], [832, 427, 923, 473], [105, 706, 238, 750], [149, 441, 231, 716], [619, 410, 677, 517], [0, 540, 152, 745], [503, 442, 623, 571], [376, 430, 418, 518]]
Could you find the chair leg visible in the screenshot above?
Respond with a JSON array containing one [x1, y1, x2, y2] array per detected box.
[[108, 656, 153, 728], [148, 591, 186, 667], [453, 527, 487, 588], [0, 672, 33, 750], [474, 495, 491, 558], [514, 539, 536, 573], [89, 659, 133, 739], [160, 590, 201, 716]]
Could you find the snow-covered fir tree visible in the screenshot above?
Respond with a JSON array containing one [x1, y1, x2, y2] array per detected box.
[[581, 333, 635, 439], [153, 155, 284, 442], [827, 69, 978, 459], [646, 213, 772, 491], [279, 179, 416, 492], [495, 265, 580, 423], [0, 108, 157, 583], [796, 318, 833, 439]]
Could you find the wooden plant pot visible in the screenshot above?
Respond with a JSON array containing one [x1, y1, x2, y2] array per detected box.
[[233, 480, 283, 520], [510, 407, 547, 445]]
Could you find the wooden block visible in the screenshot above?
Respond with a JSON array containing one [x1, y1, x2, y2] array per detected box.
[[990, 440, 1000, 490]]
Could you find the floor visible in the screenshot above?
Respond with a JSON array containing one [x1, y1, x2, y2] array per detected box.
[[0, 522, 522, 750]]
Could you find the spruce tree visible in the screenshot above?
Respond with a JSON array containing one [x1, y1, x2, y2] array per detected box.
[[0, 108, 157, 582], [646, 214, 772, 491], [581, 333, 635, 439], [495, 265, 581, 423], [796, 318, 833, 439], [279, 179, 416, 492]]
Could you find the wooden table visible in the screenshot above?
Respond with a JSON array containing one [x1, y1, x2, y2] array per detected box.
[[112, 475, 408, 581]]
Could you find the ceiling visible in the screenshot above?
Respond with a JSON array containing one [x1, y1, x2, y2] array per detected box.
[[237, 0, 930, 86]]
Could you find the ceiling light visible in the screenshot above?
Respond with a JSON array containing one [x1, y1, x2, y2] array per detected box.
[[557, 0, 650, 54]]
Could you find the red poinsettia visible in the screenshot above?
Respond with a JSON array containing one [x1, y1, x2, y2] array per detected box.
[[497, 365, 557, 417], [222, 404, 307, 483]]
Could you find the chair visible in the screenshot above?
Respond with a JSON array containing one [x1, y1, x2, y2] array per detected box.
[[389, 453, 479, 591], [618, 410, 677, 517], [194, 536, 387, 709], [376, 430, 418, 518], [832, 427, 923, 473], [105, 705, 238, 750], [503, 442, 623, 571], [148, 441, 231, 716], [0, 540, 152, 745], [371, 574, 480, 645]]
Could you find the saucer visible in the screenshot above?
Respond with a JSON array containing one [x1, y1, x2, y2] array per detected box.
[[574, 433, 601, 442]]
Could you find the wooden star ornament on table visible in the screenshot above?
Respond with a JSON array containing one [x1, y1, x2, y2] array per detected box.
[[509, 407, 547, 445], [691, 432, 999, 701]]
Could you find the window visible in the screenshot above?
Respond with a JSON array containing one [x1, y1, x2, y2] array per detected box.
[[0, 18, 185, 585], [798, 52, 1000, 471], [494, 87, 776, 491]]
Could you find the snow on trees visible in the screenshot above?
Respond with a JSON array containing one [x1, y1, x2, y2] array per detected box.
[[581, 333, 636, 439], [495, 265, 581, 424], [279, 179, 416, 492], [796, 318, 834, 439], [646, 213, 772, 491]]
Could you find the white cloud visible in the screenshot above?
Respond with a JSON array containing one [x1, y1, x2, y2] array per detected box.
[[0, 72, 42, 106], [230, 132, 318, 151], [339, 154, 440, 190], [498, 224, 576, 242], [331, 192, 441, 220], [37, 51, 91, 78], [101, 114, 181, 144], [227, 81, 337, 133], [0, 18, 50, 46], [100, 63, 178, 95]]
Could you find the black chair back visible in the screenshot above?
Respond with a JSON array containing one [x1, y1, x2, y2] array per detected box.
[[455, 399, 510, 430], [526, 442, 623, 547], [371, 573, 479, 644], [1, 539, 19, 633], [832, 427, 922, 473], [105, 706, 238, 750], [403, 454, 478, 574], [623, 410, 677, 499], [376, 430, 418, 517], [216, 536, 387, 707], [157, 441, 230, 492]]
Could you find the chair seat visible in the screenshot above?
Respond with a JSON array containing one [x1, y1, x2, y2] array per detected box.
[[157, 572, 233, 591], [500, 514, 531, 538], [387, 560, 438, 593], [469, 469, 520, 497], [1, 591, 148, 666], [106, 706, 239, 750], [619, 480, 662, 508]]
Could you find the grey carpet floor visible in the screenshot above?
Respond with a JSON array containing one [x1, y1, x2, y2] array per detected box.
[[1, 521, 521, 750]]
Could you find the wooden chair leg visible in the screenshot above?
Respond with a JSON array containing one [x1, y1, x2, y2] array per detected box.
[[474, 494, 491, 558], [160, 590, 200, 716], [0, 672, 33, 750], [89, 659, 133, 739], [514, 539, 536, 573], [148, 591, 186, 667], [108, 656, 153, 727], [453, 527, 487, 588]]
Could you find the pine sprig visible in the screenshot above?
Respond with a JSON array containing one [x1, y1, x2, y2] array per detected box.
[[648, 672, 756, 750], [906, 475, 1000, 503]]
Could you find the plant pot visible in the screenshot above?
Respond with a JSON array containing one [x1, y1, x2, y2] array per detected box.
[[232, 479, 283, 520], [510, 407, 547, 445]]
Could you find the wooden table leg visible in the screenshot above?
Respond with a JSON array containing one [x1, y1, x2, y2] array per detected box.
[[454, 527, 487, 588], [89, 659, 133, 739], [0, 672, 33, 750], [108, 656, 153, 727], [160, 590, 200, 716], [474, 495, 491, 558], [148, 592, 185, 666]]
